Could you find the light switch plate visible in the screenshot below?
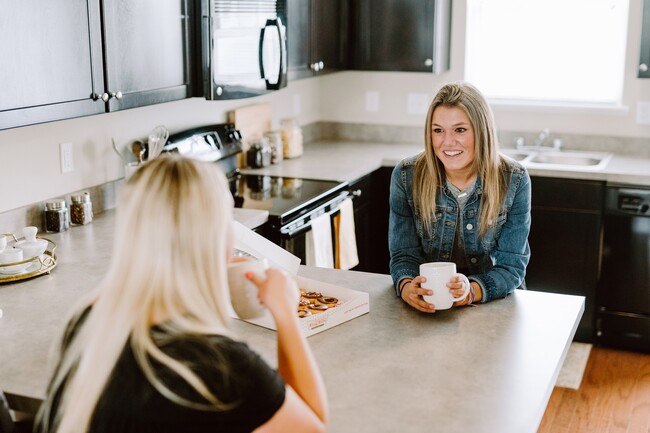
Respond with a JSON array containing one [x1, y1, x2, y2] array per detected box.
[[636, 101, 650, 125], [60, 142, 74, 173]]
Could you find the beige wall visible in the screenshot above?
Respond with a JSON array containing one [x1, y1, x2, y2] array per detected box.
[[2, 0, 650, 214]]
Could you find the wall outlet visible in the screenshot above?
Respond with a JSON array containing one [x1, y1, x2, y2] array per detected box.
[[407, 93, 430, 115], [365, 91, 379, 112], [60, 142, 74, 173], [636, 101, 650, 125]]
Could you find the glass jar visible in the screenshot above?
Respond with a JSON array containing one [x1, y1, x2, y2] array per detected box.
[[70, 192, 93, 225], [246, 137, 272, 168], [264, 130, 284, 164], [44, 199, 69, 233], [280, 118, 303, 159]]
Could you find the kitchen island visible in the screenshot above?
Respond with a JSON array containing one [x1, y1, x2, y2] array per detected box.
[[0, 210, 584, 433]]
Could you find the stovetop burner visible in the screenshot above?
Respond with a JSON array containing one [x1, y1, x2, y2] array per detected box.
[[231, 173, 347, 227]]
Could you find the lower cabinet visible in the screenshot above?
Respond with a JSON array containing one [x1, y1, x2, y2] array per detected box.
[[526, 176, 605, 342], [351, 167, 392, 274]]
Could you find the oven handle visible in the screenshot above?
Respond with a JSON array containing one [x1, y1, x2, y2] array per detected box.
[[279, 191, 352, 238]]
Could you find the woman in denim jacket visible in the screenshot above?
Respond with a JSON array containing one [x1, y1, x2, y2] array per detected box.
[[389, 82, 531, 312]]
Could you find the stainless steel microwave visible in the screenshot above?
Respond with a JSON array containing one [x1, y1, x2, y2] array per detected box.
[[201, 0, 287, 100]]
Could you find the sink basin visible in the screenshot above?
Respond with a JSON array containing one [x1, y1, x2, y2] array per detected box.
[[501, 148, 612, 171], [526, 151, 612, 171], [501, 148, 534, 162]]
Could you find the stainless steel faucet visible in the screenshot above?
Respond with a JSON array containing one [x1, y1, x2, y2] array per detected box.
[[515, 128, 562, 151]]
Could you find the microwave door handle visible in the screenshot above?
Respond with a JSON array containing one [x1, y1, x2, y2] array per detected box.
[[258, 18, 284, 90]]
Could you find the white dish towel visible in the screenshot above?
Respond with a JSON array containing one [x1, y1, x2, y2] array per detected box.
[[306, 212, 334, 268], [336, 198, 359, 270]]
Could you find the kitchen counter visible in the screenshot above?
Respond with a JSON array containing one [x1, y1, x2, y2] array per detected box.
[[0, 211, 584, 433], [242, 140, 650, 187]]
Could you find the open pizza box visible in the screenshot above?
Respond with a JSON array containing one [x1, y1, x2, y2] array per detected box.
[[232, 221, 370, 337]]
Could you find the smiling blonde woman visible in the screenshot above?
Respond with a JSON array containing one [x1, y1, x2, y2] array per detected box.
[[35, 155, 328, 433], [389, 82, 532, 313]]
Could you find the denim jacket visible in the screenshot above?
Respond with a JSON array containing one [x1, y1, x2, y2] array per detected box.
[[389, 154, 531, 302]]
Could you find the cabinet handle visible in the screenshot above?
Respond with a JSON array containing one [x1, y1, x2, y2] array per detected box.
[[110, 91, 123, 100], [352, 189, 362, 197], [640, 63, 648, 73], [101, 92, 110, 102], [310, 61, 325, 72], [424, 58, 433, 67]]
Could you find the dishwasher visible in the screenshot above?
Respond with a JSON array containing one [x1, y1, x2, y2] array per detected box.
[[596, 185, 650, 353]]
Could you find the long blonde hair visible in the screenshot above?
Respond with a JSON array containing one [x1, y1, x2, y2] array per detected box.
[[413, 81, 507, 237], [37, 155, 236, 432]]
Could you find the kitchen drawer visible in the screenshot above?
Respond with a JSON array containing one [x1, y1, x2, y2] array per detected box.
[[531, 177, 605, 211]]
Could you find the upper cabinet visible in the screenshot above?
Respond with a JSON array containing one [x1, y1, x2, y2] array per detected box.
[[349, 0, 451, 73], [639, 0, 650, 78], [0, 0, 194, 131], [287, 0, 348, 80], [0, 0, 106, 130], [101, 0, 194, 110]]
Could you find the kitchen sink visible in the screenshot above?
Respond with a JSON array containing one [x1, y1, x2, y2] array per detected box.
[[526, 151, 612, 170], [501, 148, 612, 171], [501, 148, 535, 162]]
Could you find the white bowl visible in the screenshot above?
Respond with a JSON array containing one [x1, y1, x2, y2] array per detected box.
[[0, 248, 30, 275], [15, 238, 48, 260]]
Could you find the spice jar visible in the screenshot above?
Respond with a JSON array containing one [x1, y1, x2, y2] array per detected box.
[[70, 192, 93, 225], [44, 199, 69, 233], [264, 130, 284, 164], [246, 137, 272, 168]]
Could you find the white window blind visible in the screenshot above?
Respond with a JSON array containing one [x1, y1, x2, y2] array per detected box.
[[465, 0, 630, 107]]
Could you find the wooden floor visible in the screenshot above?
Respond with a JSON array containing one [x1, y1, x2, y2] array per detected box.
[[538, 346, 650, 433]]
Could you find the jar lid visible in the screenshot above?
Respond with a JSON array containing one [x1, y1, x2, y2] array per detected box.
[[45, 199, 67, 210], [71, 193, 91, 204]]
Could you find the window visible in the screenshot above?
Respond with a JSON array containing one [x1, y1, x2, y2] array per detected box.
[[465, 0, 630, 107]]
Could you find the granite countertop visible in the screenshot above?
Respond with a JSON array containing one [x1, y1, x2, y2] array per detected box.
[[0, 210, 584, 433], [241, 140, 650, 187]]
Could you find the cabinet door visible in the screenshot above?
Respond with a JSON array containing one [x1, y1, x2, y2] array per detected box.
[[350, 0, 450, 72], [102, 0, 192, 110], [527, 177, 605, 342], [311, 0, 346, 74], [0, 0, 105, 130], [287, 0, 347, 80], [639, 0, 650, 78], [287, 0, 312, 80]]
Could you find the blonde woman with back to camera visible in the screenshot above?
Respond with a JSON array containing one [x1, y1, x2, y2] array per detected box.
[[34, 155, 328, 433]]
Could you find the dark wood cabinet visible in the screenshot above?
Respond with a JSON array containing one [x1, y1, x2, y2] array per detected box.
[[349, 0, 451, 73], [287, 0, 348, 80], [639, 0, 650, 78], [527, 177, 606, 342], [348, 174, 372, 271], [0, 0, 105, 130], [0, 0, 194, 130], [101, 0, 194, 111], [351, 167, 392, 274]]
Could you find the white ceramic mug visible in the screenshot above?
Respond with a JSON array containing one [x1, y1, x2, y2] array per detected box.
[[227, 258, 269, 319], [419, 262, 470, 310]]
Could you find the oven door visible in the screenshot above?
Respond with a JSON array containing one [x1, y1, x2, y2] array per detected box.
[[261, 191, 352, 266]]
